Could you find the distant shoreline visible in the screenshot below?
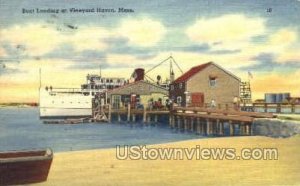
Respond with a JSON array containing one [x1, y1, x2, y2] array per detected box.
[[0, 103, 38, 107]]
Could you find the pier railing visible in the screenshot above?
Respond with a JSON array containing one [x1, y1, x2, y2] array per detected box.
[[253, 103, 300, 114], [172, 107, 276, 119]]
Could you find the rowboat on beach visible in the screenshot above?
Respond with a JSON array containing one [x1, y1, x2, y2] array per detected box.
[[0, 148, 53, 185]]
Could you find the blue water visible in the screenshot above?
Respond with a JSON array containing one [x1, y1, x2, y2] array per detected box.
[[0, 108, 202, 152]]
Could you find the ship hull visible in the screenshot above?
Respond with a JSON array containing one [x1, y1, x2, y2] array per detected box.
[[39, 88, 94, 119], [40, 108, 92, 119]]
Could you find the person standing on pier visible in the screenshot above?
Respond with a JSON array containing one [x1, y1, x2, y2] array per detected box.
[[210, 99, 216, 108], [233, 96, 240, 111]]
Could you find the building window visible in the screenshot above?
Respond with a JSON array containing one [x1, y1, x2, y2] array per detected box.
[[177, 96, 182, 104], [179, 83, 183, 89], [209, 77, 217, 87], [170, 85, 174, 90]]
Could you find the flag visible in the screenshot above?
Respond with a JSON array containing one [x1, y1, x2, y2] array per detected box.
[[248, 71, 253, 79]]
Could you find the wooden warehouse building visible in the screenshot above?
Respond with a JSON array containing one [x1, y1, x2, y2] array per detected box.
[[169, 62, 240, 109], [98, 80, 169, 109]]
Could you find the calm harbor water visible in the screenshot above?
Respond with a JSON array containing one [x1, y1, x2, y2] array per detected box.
[[0, 107, 202, 152]]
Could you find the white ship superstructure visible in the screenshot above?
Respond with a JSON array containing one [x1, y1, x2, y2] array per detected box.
[[39, 74, 126, 118]]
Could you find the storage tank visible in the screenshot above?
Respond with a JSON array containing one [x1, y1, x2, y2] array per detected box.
[[282, 93, 290, 102], [275, 93, 283, 103], [265, 93, 276, 103]]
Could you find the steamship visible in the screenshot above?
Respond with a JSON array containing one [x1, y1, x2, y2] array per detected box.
[[40, 56, 180, 118], [39, 74, 126, 118]]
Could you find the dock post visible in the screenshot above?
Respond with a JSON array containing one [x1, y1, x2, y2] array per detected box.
[[132, 114, 136, 122], [245, 123, 250, 135], [172, 114, 175, 128], [249, 123, 252, 135], [190, 117, 194, 132], [175, 116, 180, 129], [206, 119, 211, 136], [177, 116, 182, 130], [184, 117, 188, 131], [118, 114, 121, 122], [196, 118, 200, 134], [171, 115, 175, 128], [147, 115, 151, 123], [243, 122, 247, 135], [169, 114, 172, 127], [216, 119, 220, 135], [229, 120, 234, 136], [143, 108, 147, 123], [196, 121, 200, 134], [127, 104, 131, 122], [219, 121, 224, 135], [201, 119, 205, 135], [154, 115, 158, 123], [239, 123, 243, 135], [108, 104, 112, 123]]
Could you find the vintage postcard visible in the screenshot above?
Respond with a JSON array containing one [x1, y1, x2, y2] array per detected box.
[[0, 0, 299, 185]]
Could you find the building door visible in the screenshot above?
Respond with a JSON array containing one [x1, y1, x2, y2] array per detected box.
[[131, 94, 136, 108], [112, 95, 121, 109], [191, 93, 204, 107]]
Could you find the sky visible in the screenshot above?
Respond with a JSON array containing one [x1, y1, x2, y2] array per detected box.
[[0, 0, 300, 103]]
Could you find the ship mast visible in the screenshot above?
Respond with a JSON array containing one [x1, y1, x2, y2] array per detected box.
[[144, 55, 183, 84], [99, 65, 102, 77]]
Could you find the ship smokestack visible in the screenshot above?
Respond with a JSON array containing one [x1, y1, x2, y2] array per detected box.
[[132, 68, 145, 82]]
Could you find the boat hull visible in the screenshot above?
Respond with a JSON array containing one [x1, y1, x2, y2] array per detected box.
[[0, 149, 53, 185], [40, 107, 92, 119], [39, 88, 93, 118]]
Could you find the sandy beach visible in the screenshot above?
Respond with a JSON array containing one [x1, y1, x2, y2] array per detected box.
[[38, 135, 300, 186]]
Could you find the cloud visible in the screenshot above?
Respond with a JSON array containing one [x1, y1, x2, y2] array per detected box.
[[117, 17, 166, 47], [185, 14, 299, 68], [246, 28, 300, 64], [267, 29, 299, 64], [269, 29, 297, 46], [0, 23, 110, 58], [0, 66, 23, 75], [251, 70, 300, 99], [0, 46, 7, 57], [186, 14, 265, 46], [0, 24, 62, 56], [277, 50, 300, 63], [105, 54, 147, 68], [69, 26, 109, 51]]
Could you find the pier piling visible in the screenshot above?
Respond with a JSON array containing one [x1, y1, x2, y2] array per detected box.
[[143, 108, 147, 123], [229, 120, 234, 136], [127, 104, 131, 122], [108, 104, 112, 122]]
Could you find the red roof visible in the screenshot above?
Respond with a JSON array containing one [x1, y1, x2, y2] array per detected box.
[[174, 62, 212, 83]]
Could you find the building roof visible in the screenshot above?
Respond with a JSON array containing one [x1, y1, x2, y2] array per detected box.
[[174, 62, 212, 83], [174, 62, 240, 83], [105, 80, 168, 95]]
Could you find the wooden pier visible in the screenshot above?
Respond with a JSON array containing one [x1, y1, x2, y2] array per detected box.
[[93, 104, 275, 136], [170, 107, 275, 136], [99, 104, 169, 123]]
